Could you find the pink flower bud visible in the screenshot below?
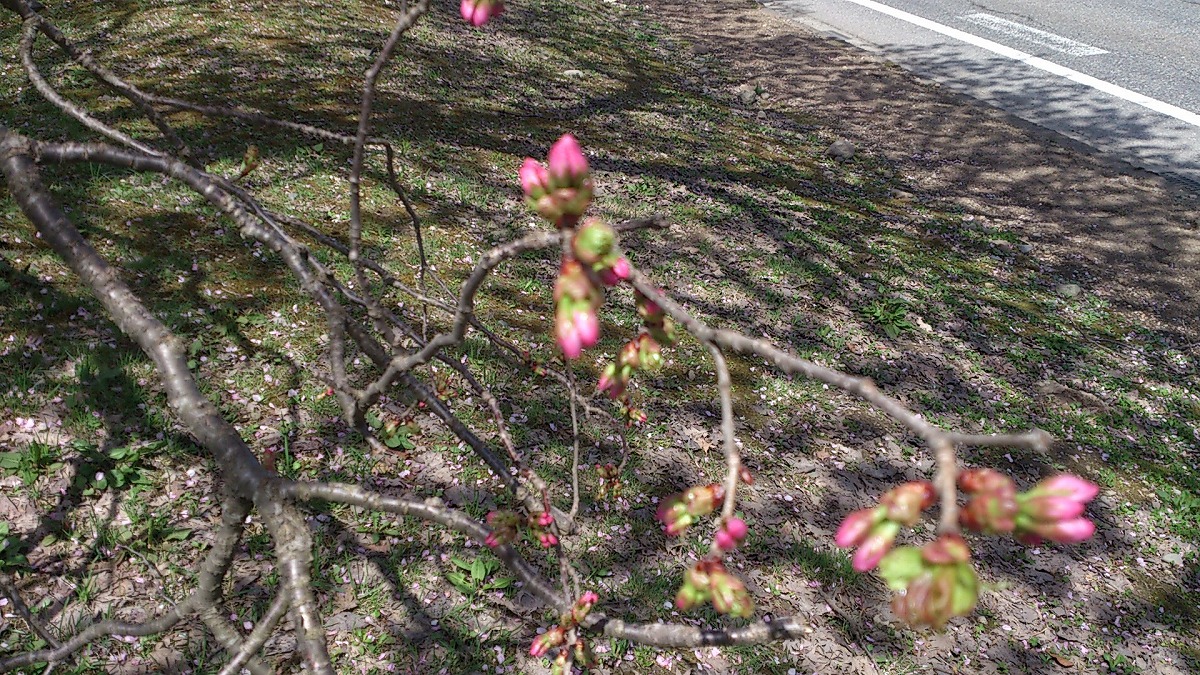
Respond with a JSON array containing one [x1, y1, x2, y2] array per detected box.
[[852, 521, 900, 572], [537, 511, 554, 528], [572, 219, 615, 265], [555, 317, 581, 359], [460, 0, 502, 26], [1024, 495, 1086, 521], [635, 290, 663, 322], [1013, 473, 1098, 546], [540, 532, 559, 547], [610, 256, 631, 280], [573, 308, 599, 347], [712, 516, 749, 551], [546, 134, 588, 185], [1035, 475, 1099, 503], [533, 193, 563, 223], [1033, 517, 1095, 544], [920, 534, 971, 565], [530, 626, 565, 657], [835, 508, 881, 548], [484, 533, 500, 548], [880, 480, 936, 525], [519, 158, 549, 198]]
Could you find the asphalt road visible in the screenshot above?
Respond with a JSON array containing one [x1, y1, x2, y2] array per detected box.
[[764, 0, 1200, 188]]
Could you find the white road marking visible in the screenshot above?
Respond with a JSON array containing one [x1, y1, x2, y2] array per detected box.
[[839, 0, 1200, 129], [960, 12, 1108, 57]]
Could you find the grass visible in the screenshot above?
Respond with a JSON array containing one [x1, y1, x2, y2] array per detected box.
[[1, 0, 1199, 672]]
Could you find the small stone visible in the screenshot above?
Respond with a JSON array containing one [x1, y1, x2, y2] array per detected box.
[[737, 87, 757, 105], [1163, 552, 1185, 565], [827, 138, 855, 161], [560, 69, 585, 79], [793, 459, 820, 474], [1017, 243, 1033, 253], [1054, 283, 1081, 298]]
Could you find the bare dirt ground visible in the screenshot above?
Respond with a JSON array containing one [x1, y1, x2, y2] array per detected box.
[[635, 0, 1200, 673], [647, 0, 1200, 345]]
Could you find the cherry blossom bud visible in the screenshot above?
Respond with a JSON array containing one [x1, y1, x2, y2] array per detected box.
[[715, 517, 749, 551], [635, 290, 664, 323], [656, 484, 724, 536], [1030, 474, 1099, 503], [920, 533, 971, 565], [852, 520, 900, 572], [553, 259, 594, 303], [539, 532, 559, 548], [572, 219, 615, 265], [879, 480, 936, 526], [1023, 495, 1086, 521], [610, 256, 631, 280], [554, 310, 582, 359], [573, 308, 599, 348], [484, 510, 518, 548], [674, 580, 708, 611], [530, 625, 566, 657], [835, 507, 883, 548], [547, 134, 588, 186], [596, 362, 627, 399], [533, 193, 563, 223], [1013, 473, 1098, 545], [460, 0, 503, 26], [959, 469, 1018, 534], [880, 535, 979, 630], [573, 639, 598, 668], [519, 158, 550, 198], [550, 651, 568, 675], [636, 334, 663, 371], [563, 591, 599, 626], [709, 565, 754, 618]]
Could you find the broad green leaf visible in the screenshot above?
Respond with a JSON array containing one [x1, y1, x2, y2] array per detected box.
[[877, 546, 924, 591], [951, 563, 980, 615]]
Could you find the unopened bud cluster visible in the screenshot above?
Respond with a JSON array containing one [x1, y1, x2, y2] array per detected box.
[[530, 591, 600, 672], [655, 483, 724, 537], [656, 482, 756, 617], [837, 470, 1098, 629], [674, 559, 754, 618], [484, 509, 557, 549], [520, 136, 635, 364], [835, 480, 936, 571], [595, 463, 621, 500], [959, 470, 1098, 545], [879, 534, 979, 630]]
